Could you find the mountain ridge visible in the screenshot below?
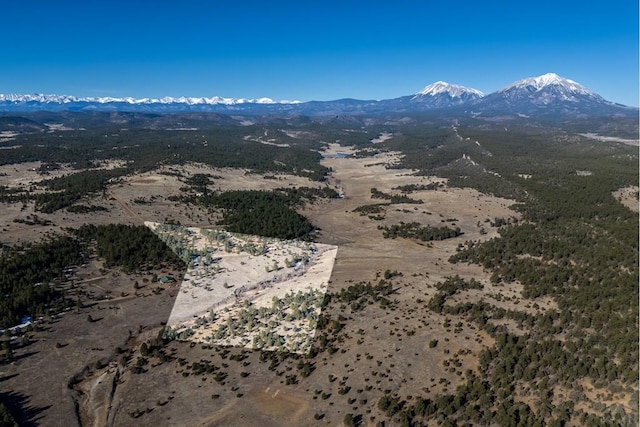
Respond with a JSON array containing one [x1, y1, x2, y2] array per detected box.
[[1, 73, 636, 117]]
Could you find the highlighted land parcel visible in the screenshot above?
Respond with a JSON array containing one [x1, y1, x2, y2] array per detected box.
[[146, 222, 337, 354]]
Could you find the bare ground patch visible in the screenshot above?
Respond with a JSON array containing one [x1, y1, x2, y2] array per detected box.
[[613, 185, 639, 212]]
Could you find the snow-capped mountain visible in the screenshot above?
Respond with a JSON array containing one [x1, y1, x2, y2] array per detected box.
[[409, 81, 484, 108], [414, 81, 484, 99], [0, 73, 635, 117], [500, 73, 591, 93], [473, 72, 631, 117], [495, 73, 602, 103]]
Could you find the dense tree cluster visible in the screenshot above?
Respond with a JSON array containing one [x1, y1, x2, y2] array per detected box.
[[193, 189, 332, 240], [219, 191, 313, 240], [0, 236, 83, 328], [352, 203, 389, 216], [183, 173, 219, 194], [427, 276, 483, 313], [393, 182, 443, 193], [380, 222, 462, 241], [42, 168, 125, 194], [72, 224, 185, 272], [370, 188, 423, 204]]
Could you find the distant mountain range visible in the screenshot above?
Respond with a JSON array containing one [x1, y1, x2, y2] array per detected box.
[[0, 73, 636, 118]]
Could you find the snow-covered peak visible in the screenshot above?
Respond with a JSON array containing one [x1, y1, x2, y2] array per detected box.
[[414, 81, 484, 99], [499, 73, 594, 95], [0, 93, 80, 103]]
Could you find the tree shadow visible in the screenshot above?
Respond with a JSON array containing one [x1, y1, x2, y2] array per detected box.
[[0, 372, 19, 383], [12, 350, 40, 363], [17, 338, 39, 350], [0, 391, 51, 427]]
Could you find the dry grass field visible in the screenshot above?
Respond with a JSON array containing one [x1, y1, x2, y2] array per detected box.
[[0, 144, 604, 427]]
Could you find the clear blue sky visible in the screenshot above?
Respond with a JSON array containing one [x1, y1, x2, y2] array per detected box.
[[2, 1, 638, 106]]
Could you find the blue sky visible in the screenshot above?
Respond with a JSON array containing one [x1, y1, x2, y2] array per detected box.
[[2, 1, 638, 106]]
